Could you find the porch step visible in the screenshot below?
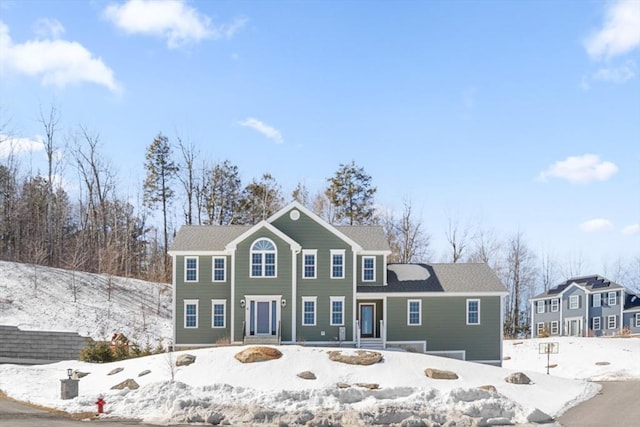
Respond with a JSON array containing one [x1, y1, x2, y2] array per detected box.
[[359, 338, 384, 350], [243, 335, 280, 345]]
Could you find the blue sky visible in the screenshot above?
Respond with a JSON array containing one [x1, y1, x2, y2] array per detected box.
[[1, 0, 638, 278]]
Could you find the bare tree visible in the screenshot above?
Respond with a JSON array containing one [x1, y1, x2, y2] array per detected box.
[[539, 249, 558, 292], [445, 215, 472, 263], [384, 199, 430, 263], [503, 232, 537, 338], [39, 104, 62, 264], [177, 138, 198, 225], [563, 252, 589, 279], [291, 181, 310, 207]]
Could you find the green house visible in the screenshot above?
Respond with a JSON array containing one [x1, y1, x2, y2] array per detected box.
[[169, 202, 507, 365]]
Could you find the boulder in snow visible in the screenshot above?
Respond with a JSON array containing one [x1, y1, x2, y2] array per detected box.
[[327, 350, 383, 365], [425, 368, 458, 380], [478, 384, 497, 393], [297, 371, 316, 380], [111, 378, 139, 390], [336, 382, 350, 388], [234, 346, 282, 363], [504, 372, 531, 384], [176, 354, 196, 366], [138, 369, 151, 377], [355, 382, 379, 389], [73, 370, 90, 378], [527, 408, 553, 423], [107, 367, 124, 375]]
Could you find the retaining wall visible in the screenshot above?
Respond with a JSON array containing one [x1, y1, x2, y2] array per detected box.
[[0, 325, 92, 364]]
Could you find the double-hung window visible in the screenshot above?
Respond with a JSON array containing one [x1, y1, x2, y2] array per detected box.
[[211, 299, 226, 328], [330, 296, 345, 326], [537, 301, 545, 314], [608, 292, 617, 306], [635, 313, 640, 328], [212, 257, 225, 282], [302, 297, 317, 326], [302, 250, 317, 279], [569, 295, 579, 310], [551, 298, 559, 312], [407, 300, 421, 325], [362, 256, 375, 282], [251, 239, 276, 277], [185, 257, 198, 282], [537, 322, 545, 336], [331, 250, 345, 279], [184, 300, 198, 328], [593, 294, 601, 307], [550, 321, 559, 335], [593, 316, 601, 331], [607, 315, 617, 329], [467, 299, 480, 325]]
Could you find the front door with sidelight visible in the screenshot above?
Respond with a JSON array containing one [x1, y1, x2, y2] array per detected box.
[[246, 296, 280, 336], [359, 303, 375, 338]]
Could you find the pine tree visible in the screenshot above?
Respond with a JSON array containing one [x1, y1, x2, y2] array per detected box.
[[326, 161, 377, 225]]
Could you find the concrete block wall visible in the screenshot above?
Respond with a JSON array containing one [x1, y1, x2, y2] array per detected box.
[[0, 325, 92, 363]]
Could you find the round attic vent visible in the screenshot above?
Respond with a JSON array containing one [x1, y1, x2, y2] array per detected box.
[[290, 210, 300, 220]]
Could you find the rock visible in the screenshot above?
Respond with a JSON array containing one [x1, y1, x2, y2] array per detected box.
[[73, 370, 90, 378], [595, 361, 610, 366], [512, 341, 523, 345], [297, 371, 316, 380], [478, 385, 497, 393], [425, 368, 458, 380], [336, 382, 350, 388], [176, 354, 196, 366], [547, 364, 558, 369], [111, 378, 139, 390], [138, 369, 151, 377], [503, 356, 511, 360], [505, 372, 531, 384], [234, 346, 282, 363], [355, 383, 379, 390], [327, 350, 383, 365], [107, 367, 123, 375], [527, 408, 553, 423]]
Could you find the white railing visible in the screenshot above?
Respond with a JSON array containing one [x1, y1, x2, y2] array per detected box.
[[356, 319, 361, 348], [379, 319, 386, 349]]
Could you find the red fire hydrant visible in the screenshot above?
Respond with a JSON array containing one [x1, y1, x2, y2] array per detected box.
[[96, 395, 106, 414]]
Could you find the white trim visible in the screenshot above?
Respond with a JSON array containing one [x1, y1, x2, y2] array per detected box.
[[184, 299, 199, 329], [249, 237, 278, 278], [292, 246, 299, 342], [593, 316, 601, 331], [607, 315, 617, 329], [244, 295, 282, 337], [358, 302, 377, 336], [551, 298, 559, 312], [362, 256, 376, 282], [593, 293, 602, 307], [212, 256, 226, 282], [550, 320, 559, 335], [302, 296, 317, 326], [330, 296, 345, 326], [407, 299, 422, 326], [466, 299, 481, 325], [184, 256, 199, 282], [211, 299, 226, 328], [536, 322, 545, 336], [635, 313, 640, 328], [537, 300, 545, 314], [230, 251, 235, 342], [266, 201, 365, 252], [608, 291, 617, 306], [330, 249, 346, 279], [357, 291, 508, 298], [302, 249, 317, 279], [569, 294, 579, 310], [169, 250, 232, 256], [226, 221, 302, 252], [426, 350, 466, 361], [172, 255, 177, 347]]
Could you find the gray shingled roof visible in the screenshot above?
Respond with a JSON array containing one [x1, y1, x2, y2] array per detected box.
[[531, 275, 624, 299], [358, 263, 506, 293], [170, 225, 250, 251], [337, 226, 391, 251]]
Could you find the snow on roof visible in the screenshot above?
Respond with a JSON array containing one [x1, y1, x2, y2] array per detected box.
[[387, 263, 430, 281]]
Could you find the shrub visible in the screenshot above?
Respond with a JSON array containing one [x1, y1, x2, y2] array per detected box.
[[80, 340, 114, 363]]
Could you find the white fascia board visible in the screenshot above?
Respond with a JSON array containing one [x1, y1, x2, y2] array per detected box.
[[357, 291, 508, 298], [226, 221, 301, 252], [267, 201, 363, 252]]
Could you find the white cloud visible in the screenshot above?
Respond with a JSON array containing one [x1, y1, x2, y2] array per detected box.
[[0, 135, 44, 158], [0, 21, 121, 93], [33, 18, 65, 38], [239, 118, 284, 144], [582, 61, 636, 89], [103, 0, 247, 49], [538, 154, 618, 184], [580, 218, 614, 233], [584, 0, 640, 60], [622, 224, 640, 235]]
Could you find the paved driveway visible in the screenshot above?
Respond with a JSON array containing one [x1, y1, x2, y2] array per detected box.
[[557, 381, 640, 427]]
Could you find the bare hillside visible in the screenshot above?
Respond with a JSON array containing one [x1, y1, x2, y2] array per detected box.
[[0, 261, 172, 346]]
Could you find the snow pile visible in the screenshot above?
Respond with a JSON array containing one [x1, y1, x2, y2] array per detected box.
[[0, 344, 604, 426], [0, 260, 171, 345], [503, 337, 640, 381]]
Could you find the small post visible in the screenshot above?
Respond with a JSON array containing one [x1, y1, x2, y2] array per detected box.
[[60, 368, 79, 399]]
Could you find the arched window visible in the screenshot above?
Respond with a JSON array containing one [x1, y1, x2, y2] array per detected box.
[[251, 238, 276, 277]]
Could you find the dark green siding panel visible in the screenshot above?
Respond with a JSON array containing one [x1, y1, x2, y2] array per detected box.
[[297, 295, 352, 341], [174, 255, 231, 345], [386, 296, 501, 361]]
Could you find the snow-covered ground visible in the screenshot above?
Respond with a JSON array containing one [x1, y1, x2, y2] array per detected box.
[[1, 261, 638, 425], [0, 260, 172, 345]]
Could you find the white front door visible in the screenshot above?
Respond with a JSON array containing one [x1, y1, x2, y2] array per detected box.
[[564, 317, 583, 337]]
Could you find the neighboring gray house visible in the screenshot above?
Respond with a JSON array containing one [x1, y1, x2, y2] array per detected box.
[[169, 202, 508, 365], [530, 275, 640, 338]]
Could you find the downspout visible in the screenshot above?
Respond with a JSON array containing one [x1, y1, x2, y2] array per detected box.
[[172, 254, 177, 349], [530, 300, 534, 338], [501, 294, 505, 365], [352, 249, 358, 344], [619, 290, 623, 334], [584, 290, 588, 337], [230, 251, 236, 343], [292, 246, 300, 343]]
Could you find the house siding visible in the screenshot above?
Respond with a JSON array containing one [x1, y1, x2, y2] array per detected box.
[[174, 255, 232, 345], [356, 255, 385, 285], [385, 295, 502, 362]]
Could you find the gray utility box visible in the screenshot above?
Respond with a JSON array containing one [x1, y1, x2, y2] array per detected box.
[[60, 379, 79, 400]]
